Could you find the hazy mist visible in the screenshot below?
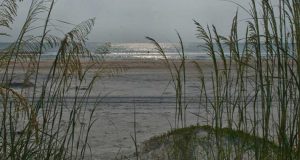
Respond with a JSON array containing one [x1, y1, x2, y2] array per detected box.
[[5, 0, 251, 43]]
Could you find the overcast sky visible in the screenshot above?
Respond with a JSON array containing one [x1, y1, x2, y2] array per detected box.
[[7, 0, 250, 43]]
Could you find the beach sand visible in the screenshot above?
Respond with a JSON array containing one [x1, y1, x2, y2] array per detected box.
[[84, 60, 210, 159], [5, 59, 217, 159]]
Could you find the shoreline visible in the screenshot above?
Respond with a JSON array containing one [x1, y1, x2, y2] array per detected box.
[[6, 58, 219, 70]]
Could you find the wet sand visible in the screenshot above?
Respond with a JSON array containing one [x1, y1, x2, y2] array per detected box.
[[8, 59, 286, 159], [85, 60, 208, 159], [5, 59, 216, 159]]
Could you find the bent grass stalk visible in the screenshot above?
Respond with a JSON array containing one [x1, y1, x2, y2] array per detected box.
[[146, 35, 187, 129]]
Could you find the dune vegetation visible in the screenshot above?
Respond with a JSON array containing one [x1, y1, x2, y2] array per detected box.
[[145, 0, 300, 159], [1, 0, 300, 160], [0, 0, 118, 159]]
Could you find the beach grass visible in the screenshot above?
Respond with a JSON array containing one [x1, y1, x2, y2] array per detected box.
[[0, 0, 116, 159], [2, 0, 300, 159], [143, 0, 300, 159]]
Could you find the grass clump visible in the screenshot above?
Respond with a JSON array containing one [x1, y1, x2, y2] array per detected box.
[[0, 0, 117, 159], [140, 125, 281, 160], [146, 0, 300, 159]]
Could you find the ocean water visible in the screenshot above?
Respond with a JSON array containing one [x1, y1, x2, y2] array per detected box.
[[0, 42, 249, 60]]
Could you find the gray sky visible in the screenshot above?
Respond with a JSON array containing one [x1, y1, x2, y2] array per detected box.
[[7, 0, 250, 42]]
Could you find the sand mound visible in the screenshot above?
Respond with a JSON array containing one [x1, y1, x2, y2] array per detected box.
[[134, 125, 281, 160]]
